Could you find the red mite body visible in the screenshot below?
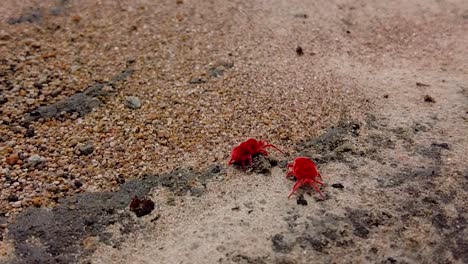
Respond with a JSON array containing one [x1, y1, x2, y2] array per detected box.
[[228, 138, 283, 170], [286, 157, 325, 198]]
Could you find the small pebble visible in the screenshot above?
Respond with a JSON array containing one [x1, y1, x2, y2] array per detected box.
[[296, 195, 308, 206], [129, 196, 155, 217], [6, 154, 20, 165], [7, 194, 18, 202], [74, 180, 83, 188], [78, 142, 94, 156], [28, 154, 46, 167], [125, 96, 142, 109], [424, 95, 435, 103], [416, 82, 430, 87], [189, 77, 206, 84], [296, 46, 304, 56], [331, 183, 344, 189], [11, 201, 22, 208]]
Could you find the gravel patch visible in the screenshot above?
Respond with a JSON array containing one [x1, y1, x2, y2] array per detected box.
[[0, 0, 366, 214]]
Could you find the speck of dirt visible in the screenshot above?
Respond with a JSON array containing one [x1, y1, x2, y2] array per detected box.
[[189, 77, 206, 84], [296, 46, 304, 56], [331, 183, 344, 189], [431, 142, 450, 150], [424, 95, 436, 103], [74, 180, 83, 188], [296, 195, 308, 206], [294, 13, 308, 19], [416, 82, 430, 87]]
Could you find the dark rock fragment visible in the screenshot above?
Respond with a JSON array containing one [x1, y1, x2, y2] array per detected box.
[[424, 95, 435, 103], [129, 196, 155, 217], [331, 183, 344, 189], [296, 46, 304, 56], [296, 195, 308, 206]]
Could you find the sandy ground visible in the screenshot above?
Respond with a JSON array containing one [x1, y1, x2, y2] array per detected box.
[[1, 0, 467, 263]]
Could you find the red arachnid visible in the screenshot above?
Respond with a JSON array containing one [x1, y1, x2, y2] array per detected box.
[[286, 157, 325, 198], [228, 138, 284, 170]]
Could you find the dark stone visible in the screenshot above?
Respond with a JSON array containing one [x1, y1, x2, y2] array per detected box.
[[431, 142, 450, 150], [416, 82, 430, 87], [424, 95, 436, 103], [294, 13, 308, 19], [8, 194, 19, 202], [189, 77, 206, 84], [129, 196, 155, 217], [78, 142, 94, 156], [296, 46, 304, 56], [296, 195, 308, 206], [74, 180, 83, 188], [353, 225, 370, 238], [331, 183, 344, 189]]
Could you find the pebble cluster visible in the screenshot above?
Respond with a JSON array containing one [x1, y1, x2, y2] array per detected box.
[[0, 0, 367, 215]]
